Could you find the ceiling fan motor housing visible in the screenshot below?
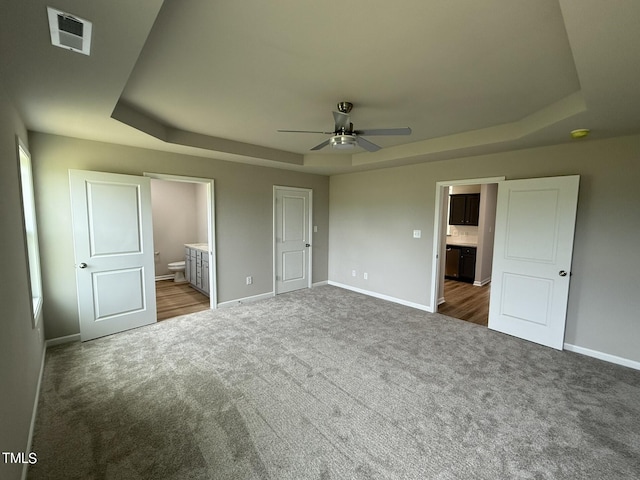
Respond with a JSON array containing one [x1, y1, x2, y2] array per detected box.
[[337, 101, 353, 113]]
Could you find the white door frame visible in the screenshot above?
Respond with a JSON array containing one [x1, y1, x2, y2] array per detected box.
[[144, 172, 217, 309], [430, 176, 505, 312], [273, 185, 313, 294]]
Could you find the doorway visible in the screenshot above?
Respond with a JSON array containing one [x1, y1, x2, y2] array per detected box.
[[145, 173, 217, 318], [431, 175, 580, 350], [273, 186, 313, 294], [431, 177, 503, 326]]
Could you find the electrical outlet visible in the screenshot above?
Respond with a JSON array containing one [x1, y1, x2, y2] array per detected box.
[[246, 276, 252, 285], [351, 270, 356, 277], [364, 272, 368, 280], [413, 229, 421, 238]]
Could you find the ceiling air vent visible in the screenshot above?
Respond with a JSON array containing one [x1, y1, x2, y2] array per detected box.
[[47, 7, 92, 55]]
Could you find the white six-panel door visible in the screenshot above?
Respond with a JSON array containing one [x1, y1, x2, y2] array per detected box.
[[274, 187, 312, 294], [488, 175, 580, 349], [69, 170, 157, 341]]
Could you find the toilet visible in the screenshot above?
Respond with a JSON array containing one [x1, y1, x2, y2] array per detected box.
[[168, 261, 187, 283]]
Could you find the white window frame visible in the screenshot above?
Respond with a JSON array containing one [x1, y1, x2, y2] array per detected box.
[[17, 138, 43, 326]]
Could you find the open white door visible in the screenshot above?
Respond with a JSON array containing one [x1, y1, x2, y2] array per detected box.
[[69, 170, 157, 341], [488, 175, 579, 349], [274, 187, 312, 294]]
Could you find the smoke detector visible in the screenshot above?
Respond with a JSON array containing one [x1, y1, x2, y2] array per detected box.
[[570, 128, 590, 139], [47, 7, 92, 55]]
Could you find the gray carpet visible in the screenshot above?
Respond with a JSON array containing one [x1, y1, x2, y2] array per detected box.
[[29, 286, 640, 479]]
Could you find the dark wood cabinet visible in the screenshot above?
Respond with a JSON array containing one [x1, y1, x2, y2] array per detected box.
[[449, 193, 480, 226], [445, 245, 476, 283], [445, 246, 460, 279], [449, 195, 467, 225], [459, 246, 476, 282], [466, 194, 480, 225]]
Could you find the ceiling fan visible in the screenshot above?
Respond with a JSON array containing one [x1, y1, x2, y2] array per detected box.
[[277, 102, 411, 152]]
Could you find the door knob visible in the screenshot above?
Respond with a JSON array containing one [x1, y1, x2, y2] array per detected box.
[[79, 262, 88, 269], [559, 270, 567, 277], [305, 244, 311, 247]]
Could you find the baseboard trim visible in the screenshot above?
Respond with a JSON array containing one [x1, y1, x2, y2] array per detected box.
[[328, 281, 433, 312], [155, 275, 174, 281], [473, 278, 491, 287], [217, 291, 274, 308], [437, 296, 446, 306], [22, 344, 46, 480], [45, 333, 81, 347], [312, 280, 329, 287], [564, 343, 640, 371]]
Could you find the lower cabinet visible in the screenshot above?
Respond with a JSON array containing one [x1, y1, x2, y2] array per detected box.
[[445, 245, 476, 283], [202, 257, 209, 294], [459, 247, 476, 283], [185, 246, 210, 297]]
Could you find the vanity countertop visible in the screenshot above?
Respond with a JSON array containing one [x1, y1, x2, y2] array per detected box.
[[446, 242, 478, 248], [185, 243, 209, 252]]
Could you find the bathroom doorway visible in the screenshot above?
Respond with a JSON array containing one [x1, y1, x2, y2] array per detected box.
[[430, 177, 502, 327], [145, 173, 217, 318]]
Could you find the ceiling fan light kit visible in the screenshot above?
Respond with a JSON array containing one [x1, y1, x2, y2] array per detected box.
[[278, 102, 412, 152], [330, 134, 357, 149]]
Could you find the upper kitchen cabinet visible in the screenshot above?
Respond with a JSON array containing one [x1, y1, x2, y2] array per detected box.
[[449, 193, 480, 226]]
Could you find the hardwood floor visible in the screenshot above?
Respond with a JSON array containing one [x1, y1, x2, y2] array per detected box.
[[438, 279, 490, 326], [155, 279, 210, 321], [156, 278, 488, 325]]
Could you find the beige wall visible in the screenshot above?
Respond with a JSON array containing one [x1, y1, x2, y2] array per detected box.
[[329, 134, 640, 363], [29, 133, 330, 339], [150, 179, 201, 277], [195, 183, 209, 244], [476, 183, 498, 285], [0, 80, 45, 480]]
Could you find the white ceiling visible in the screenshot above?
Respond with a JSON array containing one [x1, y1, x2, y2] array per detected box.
[[1, 0, 639, 175]]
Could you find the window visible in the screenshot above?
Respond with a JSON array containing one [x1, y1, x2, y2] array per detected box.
[[17, 139, 43, 326]]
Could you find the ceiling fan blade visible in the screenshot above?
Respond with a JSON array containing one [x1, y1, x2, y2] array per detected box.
[[354, 127, 412, 136], [332, 111, 351, 131], [277, 129, 333, 134], [356, 136, 381, 152], [310, 139, 331, 151]]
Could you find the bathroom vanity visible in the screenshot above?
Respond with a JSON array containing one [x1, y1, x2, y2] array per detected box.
[[184, 244, 210, 296]]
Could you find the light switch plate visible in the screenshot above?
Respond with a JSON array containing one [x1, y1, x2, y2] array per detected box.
[[413, 229, 421, 238]]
